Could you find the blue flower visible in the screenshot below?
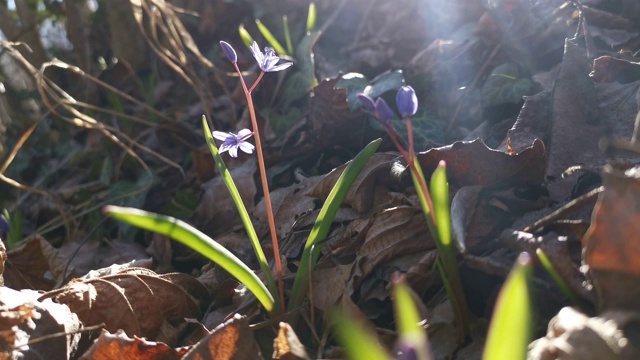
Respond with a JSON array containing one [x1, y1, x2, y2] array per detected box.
[[250, 41, 293, 72], [212, 129, 255, 158], [396, 86, 418, 117], [375, 97, 395, 126], [357, 93, 376, 112], [219, 41, 237, 63]]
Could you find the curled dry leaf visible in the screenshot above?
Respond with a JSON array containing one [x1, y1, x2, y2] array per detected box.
[[307, 153, 398, 213], [5, 235, 75, 291], [415, 138, 546, 192], [272, 322, 311, 360], [80, 329, 188, 360], [39, 267, 207, 345], [182, 314, 261, 360], [584, 163, 640, 310]]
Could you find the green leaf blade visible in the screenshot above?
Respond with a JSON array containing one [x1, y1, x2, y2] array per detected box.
[[104, 205, 276, 314], [288, 138, 382, 310], [483, 252, 533, 360]]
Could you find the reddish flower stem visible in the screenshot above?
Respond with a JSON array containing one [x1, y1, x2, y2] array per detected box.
[[234, 65, 285, 314]]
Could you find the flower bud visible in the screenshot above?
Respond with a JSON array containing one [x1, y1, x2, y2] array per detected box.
[[396, 85, 418, 117], [219, 41, 237, 63]]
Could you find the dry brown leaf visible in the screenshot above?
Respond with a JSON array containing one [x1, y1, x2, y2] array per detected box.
[[272, 322, 310, 360], [415, 138, 546, 193], [0, 287, 81, 360], [40, 267, 203, 345], [5, 235, 75, 291], [584, 164, 640, 277], [583, 164, 640, 310], [182, 314, 261, 360], [195, 157, 257, 236], [307, 153, 398, 213], [80, 329, 187, 360]]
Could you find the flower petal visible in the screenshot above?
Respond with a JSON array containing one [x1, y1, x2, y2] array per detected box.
[[375, 97, 395, 125], [267, 61, 293, 72], [250, 41, 263, 64], [212, 131, 231, 141], [237, 129, 253, 139], [357, 93, 376, 112], [396, 85, 418, 117], [239, 142, 255, 154], [219, 41, 237, 63], [228, 146, 239, 158]]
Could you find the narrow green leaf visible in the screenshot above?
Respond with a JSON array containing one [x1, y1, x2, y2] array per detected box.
[[255, 19, 288, 56], [483, 252, 533, 360], [330, 308, 393, 360], [288, 138, 381, 310], [282, 15, 294, 55], [431, 161, 452, 248], [238, 24, 254, 49], [306, 2, 316, 33], [392, 275, 431, 360], [413, 159, 469, 339], [536, 248, 581, 306], [104, 206, 276, 314], [202, 117, 279, 307]]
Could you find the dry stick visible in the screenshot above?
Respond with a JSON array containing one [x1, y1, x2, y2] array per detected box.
[[523, 186, 603, 233], [235, 64, 285, 314]]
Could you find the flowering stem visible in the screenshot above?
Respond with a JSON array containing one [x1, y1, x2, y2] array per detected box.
[[383, 123, 436, 226], [234, 64, 285, 314]]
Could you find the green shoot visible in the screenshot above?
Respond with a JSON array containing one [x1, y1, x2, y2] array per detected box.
[[306, 2, 317, 33], [536, 248, 581, 306], [330, 308, 393, 360], [483, 252, 533, 360], [255, 19, 288, 56], [429, 161, 470, 338], [282, 15, 294, 55], [391, 274, 432, 360], [103, 206, 277, 315], [288, 138, 381, 310], [238, 24, 254, 48]]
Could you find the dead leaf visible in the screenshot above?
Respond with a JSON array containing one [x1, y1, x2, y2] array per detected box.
[[272, 322, 310, 360], [545, 40, 606, 201], [583, 163, 640, 311], [39, 267, 203, 345], [415, 138, 546, 192], [80, 329, 187, 360], [0, 287, 81, 360], [182, 314, 261, 360], [5, 235, 75, 291], [307, 153, 398, 213], [194, 157, 257, 236]]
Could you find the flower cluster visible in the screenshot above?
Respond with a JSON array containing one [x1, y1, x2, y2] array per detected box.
[[357, 86, 419, 159], [215, 41, 293, 157], [357, 85, 418, 125]]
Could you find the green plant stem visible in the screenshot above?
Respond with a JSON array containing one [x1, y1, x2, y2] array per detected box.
[[202, 117, 278, 305], [384, 120, 469, 339], [234, 63, 285, 314]]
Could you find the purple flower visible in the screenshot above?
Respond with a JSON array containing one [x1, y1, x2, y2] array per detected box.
[[212, 129, 255, 158], [375, 97, 395, 126], [396, 86, 418, 117], [250, 41, 293, 72], [219, 41, 237, 63], [357, 93, 376, 112]]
